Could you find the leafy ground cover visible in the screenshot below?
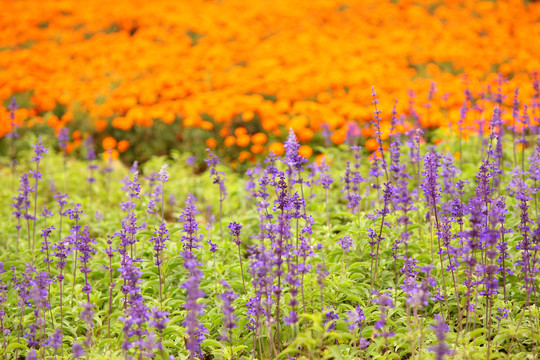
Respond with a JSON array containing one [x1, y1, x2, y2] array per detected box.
[[0, 85, 539, 360]]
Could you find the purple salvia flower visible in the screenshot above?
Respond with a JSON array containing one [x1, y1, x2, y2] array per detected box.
[[54, 192, 69, 216], [44, 329, 62, 355], [337, 236, 353, 253], [80, 302, 95, 349], [345, 305, 365, 332], [40, 226, 55, 266], [321, 123, 333, 147], [151, 221, 169, 306], [372, 291, 395, 339], [51, 236, 71, 283], [515, 191, 534, 294], [345, 121, 361, 146], [219, 281, 238, 342], [120, 171, 141, 212], [31, 136, 49, 164], [7, 97, 19, 139], [459, 99, 467, 131], [284, 263, 300, 326], [407, 266, 436, 310], [421, 151, 441, 211], [72, 341, 85, 358], [450, 180, 468, 228], [118, 256, 153, 357], [27, 348, 37, 360], [284, 128, 308, 175], [179, 194, 203, 251], [65, 203, 84, 223], [205, 149, 227, 200], [318, 158, 333, 190], [57, 127, 69, 152], [429, 314, 451, 360], [371, 87, 389, 182], [158, 164, 168, 182], [186, 155, 197, 166], [150, 221, 169, 266], [323, 306, 339, 332], [118, 257, 143, 300], [528, 138, 540, 190], [245, 164, 262, 199], [181, 249, 207, 359], [228, 222, 243, 245], [496, 307, 509, 322], [441, 153, 459, 197], [78, 226, 97, 298], [150, 307, 169, 332]]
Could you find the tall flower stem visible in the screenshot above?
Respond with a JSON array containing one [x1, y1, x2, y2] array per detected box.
[[237, 245, 246, 293], [31, 162, 40, 260]]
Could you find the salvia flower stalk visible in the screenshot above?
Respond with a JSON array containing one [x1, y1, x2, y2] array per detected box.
[[219, 280, 238, 356], [205, 149, 227, 244], [228, 221, 246, 293], [30, 136, 49, 259], [179, 194, 207, 359]]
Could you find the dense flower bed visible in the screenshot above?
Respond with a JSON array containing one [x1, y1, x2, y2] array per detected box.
[[1, 0, 540, 162]]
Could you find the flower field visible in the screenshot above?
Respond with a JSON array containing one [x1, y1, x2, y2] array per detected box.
[[1, 0, 540, 359], [1, 0, 540, 162], [1, 102, 540, 359]]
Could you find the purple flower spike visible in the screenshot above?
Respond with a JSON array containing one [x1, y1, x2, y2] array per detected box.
[[219, 281, 238, 342], [284, 128, 308, 174], [72, 341, 85, 358], [429, 314, 452, 360], [31, 136, 49, 164], [345, 305, 365, 331], [337, 236, 353, 253], [228, 222, 243, 245], [179, 194, 203, 251]]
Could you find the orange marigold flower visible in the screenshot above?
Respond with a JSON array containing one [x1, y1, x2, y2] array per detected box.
[[234, 127, 248, 137], [112, 116, 134, 131], [331, 128, 347, 145], [224, 135, 236, 147], [299, 145, 313, 158], [47, 115, 60, 128], [242, 110, 255, 122], [269, 142, 285, 156], [315, 153, 327, 166], [365, 138, 379, 152], [200, 121, 213, 130], [117, 140, 130, 152], [219, 128, 230, 137], [102, 136, 117, 150], [236, 135, 251, 147], [102, 149, 119, 162], [251, 132, 267, 145], [95, 119, 107, 132], [361, 126, 374, 138], [298, 128, 313, 142], [238, 150, 251, 162], [206, 138, 218, 148], [61, 112, 73, 123], [162, 112, 175, 125], [251, 144, 263, 154]]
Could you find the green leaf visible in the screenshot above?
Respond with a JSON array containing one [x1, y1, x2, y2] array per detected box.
[[6, 343, 27, 352]]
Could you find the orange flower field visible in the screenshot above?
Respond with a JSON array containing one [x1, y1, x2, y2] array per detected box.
[[1, 0, 539, 161]]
